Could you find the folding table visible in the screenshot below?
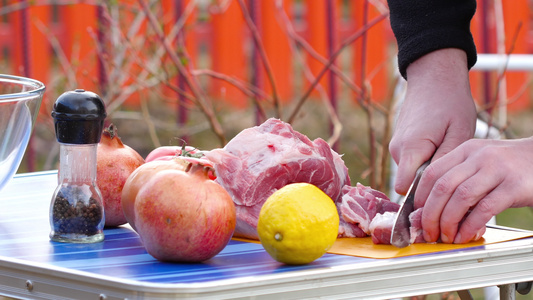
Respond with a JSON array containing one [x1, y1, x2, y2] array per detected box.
[[1, 171, 532, 299]]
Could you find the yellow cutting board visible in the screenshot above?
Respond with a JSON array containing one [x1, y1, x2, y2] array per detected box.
[[234, 227, 533, 259]]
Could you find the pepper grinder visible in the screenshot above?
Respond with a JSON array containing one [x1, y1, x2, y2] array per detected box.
[[49, 89, 107, 243]]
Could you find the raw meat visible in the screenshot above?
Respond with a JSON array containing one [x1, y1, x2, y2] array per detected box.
[[338, 184, 430, 245], [368, 211, 396, 244], [205, 118, 429, 245], [366, 207, 426, 245], [337, 205, 367, 238], [409, 207, 426, 244], [338, 183, 400, 237], [205, 118, 351, 239]]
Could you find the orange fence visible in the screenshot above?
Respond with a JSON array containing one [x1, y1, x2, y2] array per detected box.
[[0, 0, 531, 111]]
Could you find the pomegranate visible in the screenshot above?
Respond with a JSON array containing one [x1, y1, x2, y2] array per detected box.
[[145, 145, 202, 162], [144, 145, 216, 179], [134, 162, 236, 262], [121, 158, 189, 231], [97, 124, 144, 227]]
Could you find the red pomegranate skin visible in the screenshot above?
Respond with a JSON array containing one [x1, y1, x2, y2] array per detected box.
[[121, 158, 189, 231], [97, 124, 144, 227], [134, 168, 236, 262], [145, 146, 199, 162]]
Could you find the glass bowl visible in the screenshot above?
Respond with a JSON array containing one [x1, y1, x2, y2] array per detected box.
[[0, 74, 45, 192]]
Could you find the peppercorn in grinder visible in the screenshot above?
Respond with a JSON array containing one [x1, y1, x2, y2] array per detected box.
[[50, 89, 107, 243]]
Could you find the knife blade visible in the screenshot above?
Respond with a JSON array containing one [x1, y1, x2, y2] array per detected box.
[[390, 160, 431, 248]]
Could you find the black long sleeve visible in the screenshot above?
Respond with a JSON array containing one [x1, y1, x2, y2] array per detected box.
[[387, 0, 478, 79]]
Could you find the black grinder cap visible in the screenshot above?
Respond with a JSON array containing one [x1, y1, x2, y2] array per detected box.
[[51, 89, 107, 144]]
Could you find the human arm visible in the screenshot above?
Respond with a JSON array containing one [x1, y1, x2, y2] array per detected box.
[[389, 48, 477, 195], [386, 0, 533, 245], [387, 0, 478, 194], [387, 0, 477, 79]]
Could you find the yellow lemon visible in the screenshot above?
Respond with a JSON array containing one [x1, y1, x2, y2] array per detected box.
[[257, 182, 339, 265]]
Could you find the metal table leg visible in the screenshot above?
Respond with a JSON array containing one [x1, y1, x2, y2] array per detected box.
[[499, 284, 516, 300], [457, 290, 473, 300]]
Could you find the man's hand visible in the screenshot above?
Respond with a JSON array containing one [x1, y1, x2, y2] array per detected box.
[[389, 48, 477, 195], [415, 137, 533, 243]]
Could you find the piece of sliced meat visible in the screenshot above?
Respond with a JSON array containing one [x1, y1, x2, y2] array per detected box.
[[368, 211, 396, 244], [409, 207, 426, 244], [338, 204, 368, 238], [338, 183, 400, 237], [368, 208, 427, 245]]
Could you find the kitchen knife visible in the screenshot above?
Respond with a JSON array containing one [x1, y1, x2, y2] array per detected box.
[[390, 160, 431, 248]]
